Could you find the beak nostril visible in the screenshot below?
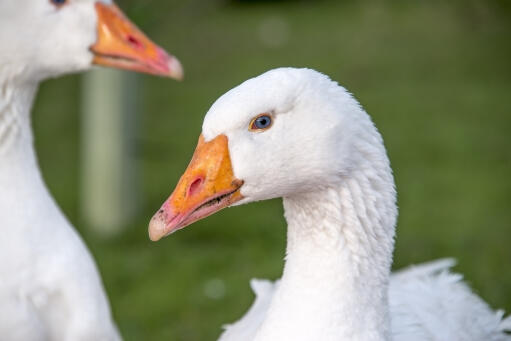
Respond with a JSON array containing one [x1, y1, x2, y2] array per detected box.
[[126, 35, 143, 50], [187, 177, 204, 198]]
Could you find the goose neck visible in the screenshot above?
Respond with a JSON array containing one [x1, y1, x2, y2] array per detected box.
[[256, 166, 397, 340]]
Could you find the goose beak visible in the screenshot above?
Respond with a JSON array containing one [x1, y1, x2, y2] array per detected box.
[[90, 2, 183, 80], [148, 134, 244, 241]]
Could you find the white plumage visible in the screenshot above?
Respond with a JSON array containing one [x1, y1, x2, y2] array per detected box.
[[153, 67, 511, 341], [221, 260, 511, 341], [0, 1, 180, 340], [0, 3, 118, 340]]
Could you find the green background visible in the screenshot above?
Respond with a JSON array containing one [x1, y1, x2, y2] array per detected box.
[[33, 0, 510, 339]]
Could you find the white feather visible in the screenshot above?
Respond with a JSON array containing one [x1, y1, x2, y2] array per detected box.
[[219, 279, 280, 341], [221, 260, 511, 341]]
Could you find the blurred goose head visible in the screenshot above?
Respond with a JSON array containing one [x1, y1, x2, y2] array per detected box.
[[0, 0, 183, 82]]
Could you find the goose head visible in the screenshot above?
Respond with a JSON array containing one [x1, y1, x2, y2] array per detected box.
[[149, 68, 390, 241], [0, 0, 183, 82]]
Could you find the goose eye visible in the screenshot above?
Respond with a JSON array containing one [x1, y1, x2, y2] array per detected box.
[[50, 0, 67, 7], [249, 114, 273, 131]]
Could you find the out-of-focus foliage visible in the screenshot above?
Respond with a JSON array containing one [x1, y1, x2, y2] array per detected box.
[[33, 0, 510, 339]]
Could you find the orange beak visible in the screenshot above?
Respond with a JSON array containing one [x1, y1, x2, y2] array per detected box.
[[90, 2, 183, 80], [148, 134, 244, 241]]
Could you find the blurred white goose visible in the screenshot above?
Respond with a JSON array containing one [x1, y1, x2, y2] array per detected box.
[[149, 68, 511, 341], [0, 1, 182, 340]]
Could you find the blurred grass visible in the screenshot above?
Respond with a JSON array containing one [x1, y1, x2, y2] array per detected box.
[[33, 0, 510, 339]]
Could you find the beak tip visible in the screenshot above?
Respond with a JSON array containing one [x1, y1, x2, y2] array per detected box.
[[148, 214, 167, 242], [167, 56, 184, 81]]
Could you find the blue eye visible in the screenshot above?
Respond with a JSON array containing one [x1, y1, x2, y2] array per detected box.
[[51, 0, 67, 6], [250, 114, 273, 131]]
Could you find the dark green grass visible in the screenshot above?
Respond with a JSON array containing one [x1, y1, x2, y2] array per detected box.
[[33, 1, 510, 339]]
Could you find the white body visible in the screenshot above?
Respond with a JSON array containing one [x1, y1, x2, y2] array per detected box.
[[0, 79, 121, 341], [0, 1, 120, 340], [195, 68, 510, 340], [220, 263, 511, 341]]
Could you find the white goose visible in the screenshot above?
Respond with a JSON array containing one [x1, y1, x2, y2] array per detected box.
[[149, 68, 511, 341], [0, 1, 182, 340]]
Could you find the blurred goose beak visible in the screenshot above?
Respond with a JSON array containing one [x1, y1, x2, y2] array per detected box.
[[148, 134, 244, 241], [90, 2, 183, 80]]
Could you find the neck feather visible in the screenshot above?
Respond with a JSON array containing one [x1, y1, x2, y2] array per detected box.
[[255, 155, 397, 341], [0, 67, 39, 156], [0, 70, 49, 218]]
